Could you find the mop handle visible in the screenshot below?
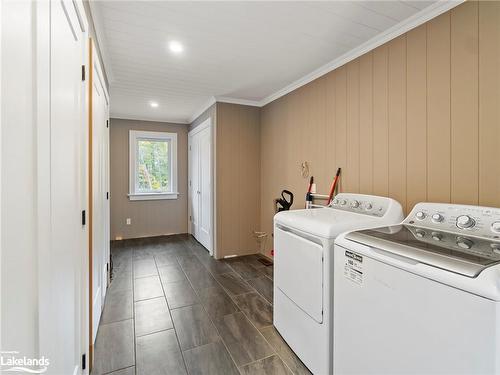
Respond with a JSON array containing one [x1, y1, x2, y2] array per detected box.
[[327, 168, 341, 205]]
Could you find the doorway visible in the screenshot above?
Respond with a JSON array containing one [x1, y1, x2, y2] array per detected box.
[[188, 119, 213, 255]]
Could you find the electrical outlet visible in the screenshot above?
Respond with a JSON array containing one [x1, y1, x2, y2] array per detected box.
[[126, 218, 131, 225]]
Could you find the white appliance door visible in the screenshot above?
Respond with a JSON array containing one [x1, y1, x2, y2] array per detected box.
[[275, 226, 323, 323], [334, 244, 498, 375]]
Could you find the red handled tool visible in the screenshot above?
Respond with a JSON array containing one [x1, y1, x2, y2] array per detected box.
[[327, 168, 341, 205], [305, 176, 314, 208]]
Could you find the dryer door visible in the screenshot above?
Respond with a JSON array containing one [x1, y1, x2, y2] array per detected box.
[[275, 225, 323, 323]]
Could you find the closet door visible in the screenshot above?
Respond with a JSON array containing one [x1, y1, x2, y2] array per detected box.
[[190, 134, 201, 240], [189, 123, 212, 254], [49, 1, 86, 372], [197, 126, 212, 252]]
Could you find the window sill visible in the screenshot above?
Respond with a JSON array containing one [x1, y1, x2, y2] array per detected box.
[[128, 192, 179, 201]]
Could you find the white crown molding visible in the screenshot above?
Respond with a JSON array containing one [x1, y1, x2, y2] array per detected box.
[[111, 113, 190, 125], [256, 0, 464, 107], [188, 96, 217, 124], [215, 96, 261, 107]]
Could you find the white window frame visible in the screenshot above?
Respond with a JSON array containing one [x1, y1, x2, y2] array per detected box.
[[129, 130, 178, 201]]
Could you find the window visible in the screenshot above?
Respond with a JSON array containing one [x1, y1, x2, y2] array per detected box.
[[129, 130, 178, 200]]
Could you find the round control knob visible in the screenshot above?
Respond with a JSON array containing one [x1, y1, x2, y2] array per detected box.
[[333, 199, 339, 205], [491, 221, 500, 233], [432, 214, 444, 223], [415, 212, 426, 220], [456, 237, 473, 249], [415, 229, 426, 238], [340, 200, 347, 206], [491, 244, 500, 255], [350, 200, 360, 208], [365, 203, 373, 210], [456, 215, 475, 229], [431, 232, 443, 241]]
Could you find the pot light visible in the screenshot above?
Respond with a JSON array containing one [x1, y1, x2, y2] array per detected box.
[[168, 41, 184, 54], [150, 101, 159, 108]]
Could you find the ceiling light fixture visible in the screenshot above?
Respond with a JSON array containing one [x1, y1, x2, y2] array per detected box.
[[168, 40, 184, 54], [150, 101, 159, 108]]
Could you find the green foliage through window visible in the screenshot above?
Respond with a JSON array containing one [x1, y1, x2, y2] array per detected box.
[[136, 139, 170, 192]]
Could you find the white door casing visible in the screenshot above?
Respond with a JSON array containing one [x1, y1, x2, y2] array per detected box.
[[188, 119, 213, 254]]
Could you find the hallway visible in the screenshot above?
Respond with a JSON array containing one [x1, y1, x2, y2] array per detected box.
[[92, 235, 311, 375]]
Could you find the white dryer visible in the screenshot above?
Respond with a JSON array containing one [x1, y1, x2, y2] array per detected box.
[[334, 202, 500, 374], [273, 193, 404, 375]]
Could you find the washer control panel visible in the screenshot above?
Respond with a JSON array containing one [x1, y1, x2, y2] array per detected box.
[[405, 225, 500, 260], [329, 193, 399, 217], [405, 202, 500, 241]]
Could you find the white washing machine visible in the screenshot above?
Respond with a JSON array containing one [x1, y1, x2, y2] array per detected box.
[[334, 202, 500, 374], [273, 193, 404, 375]]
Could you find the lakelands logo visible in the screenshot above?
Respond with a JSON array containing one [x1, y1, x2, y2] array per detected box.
[[0, 351, 50, 373]]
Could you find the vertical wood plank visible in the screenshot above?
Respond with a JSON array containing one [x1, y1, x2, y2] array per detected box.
[[450, 1, 479, 205], [478, 1, 500, 207], [347, 60, 360, 193], [325, 72, 337, 194], [427, 13, 451, 203], [388, 36, 407, 209], [406, 25, 427, 212], [335, 68, 347, 193], [359, 53, 373, 195], [372, 45, 389, 196]]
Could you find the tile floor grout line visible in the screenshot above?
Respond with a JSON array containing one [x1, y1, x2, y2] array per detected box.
[[153, 250, 191, 375], [131, 248, 138, 375]]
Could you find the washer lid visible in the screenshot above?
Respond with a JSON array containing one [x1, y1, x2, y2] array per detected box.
[[346, 225, 500, 277], [275, 208, 385, 239]]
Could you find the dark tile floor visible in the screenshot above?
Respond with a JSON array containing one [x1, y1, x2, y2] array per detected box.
[[92, 234, 311, 375]]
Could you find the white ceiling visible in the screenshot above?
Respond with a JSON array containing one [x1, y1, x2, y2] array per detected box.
[[90, 1, 458, 124]]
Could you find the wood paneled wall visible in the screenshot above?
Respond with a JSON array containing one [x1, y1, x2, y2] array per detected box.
[[216, 103, 261, 258], [260, 2, 500, 256]]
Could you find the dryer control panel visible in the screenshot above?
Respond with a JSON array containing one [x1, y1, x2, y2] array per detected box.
[[330, 193, 402, 218], [405, 202, 500, 242]]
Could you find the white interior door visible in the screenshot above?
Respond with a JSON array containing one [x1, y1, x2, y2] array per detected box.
[[91, 51, 110, 343], [49, 0, 85, 372], [198, 126, 212, 251], [189, 121, 212, 254]]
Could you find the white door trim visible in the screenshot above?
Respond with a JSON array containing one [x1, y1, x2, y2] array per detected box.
[[188, 118, 214, 256]]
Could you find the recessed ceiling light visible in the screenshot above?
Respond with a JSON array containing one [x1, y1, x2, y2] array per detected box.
[[150, 101, 159, 108], [168, 41, 184, 54]]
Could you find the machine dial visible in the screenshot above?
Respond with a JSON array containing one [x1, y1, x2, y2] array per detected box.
[[415, 229, 426, 238], [431, 232, 443, 241], [365, 203, 373, 210], [456, 215, 475, 229], [340, 199, 347, 206], [491, 221, 500, 233], [415, 212, 426, 220], [350, 200, 360, 208], [456, 237, 473, 249], [332, 199, 339, 205], [491, 243, 500, 255], [432, 214, 444, 223]]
